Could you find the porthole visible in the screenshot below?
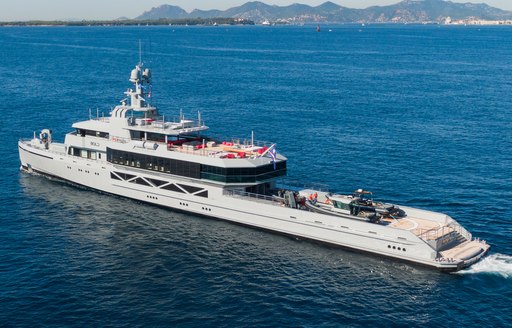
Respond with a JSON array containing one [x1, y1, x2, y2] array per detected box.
[[403, 248, 406, 252], [388, 245, 391, 248], [398, 247, 401, 251], [392, 246, 396, 250]]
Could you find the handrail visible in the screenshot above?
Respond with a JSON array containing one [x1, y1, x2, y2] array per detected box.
[[204, 135, 275, 149], [276, 179, 331, 192], [91, 117, 110, 123], [20, 140, 66, 156], [447, 222, 472, 241], [413, 221, 472, 244], [415, 226, 442, 241], [223, 189, 282, 206]]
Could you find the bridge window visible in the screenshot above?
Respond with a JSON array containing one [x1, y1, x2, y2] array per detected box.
[[76, 129, 108, 138]]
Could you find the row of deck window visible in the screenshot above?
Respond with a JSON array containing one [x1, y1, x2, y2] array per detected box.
[[107, 148, 201, 179], [77, 129, 109, 139], [106, 148, 287, 183], [68, 147, 103, 160]]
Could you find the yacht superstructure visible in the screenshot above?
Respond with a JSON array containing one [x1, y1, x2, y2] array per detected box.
[[18, 61, 489, 272]]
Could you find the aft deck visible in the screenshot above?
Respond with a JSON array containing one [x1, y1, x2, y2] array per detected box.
[[387, 216, 442, 238], [225, 188, 472, 246], [387, 210, 471, 243]]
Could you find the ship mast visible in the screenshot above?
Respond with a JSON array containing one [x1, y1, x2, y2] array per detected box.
[[125, 63, 152, 109], [139, 40, 142, 67]]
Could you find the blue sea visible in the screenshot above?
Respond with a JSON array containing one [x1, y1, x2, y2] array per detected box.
[[1, 24, 511, 327]]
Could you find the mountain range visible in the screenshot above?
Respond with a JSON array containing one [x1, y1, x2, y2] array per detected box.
[[136, 0, 512, 23]]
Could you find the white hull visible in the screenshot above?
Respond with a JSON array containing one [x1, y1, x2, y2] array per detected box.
[[18, 141, 489, 272]]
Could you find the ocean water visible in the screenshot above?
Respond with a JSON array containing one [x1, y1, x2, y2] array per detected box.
[[1, 25, 511, 326]]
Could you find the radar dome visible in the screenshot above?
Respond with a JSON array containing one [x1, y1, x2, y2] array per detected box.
[[130, 68, 140, 81], [142, 68, 151, 80]]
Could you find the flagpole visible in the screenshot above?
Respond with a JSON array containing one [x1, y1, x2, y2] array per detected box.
[[260, 143, 275, 157]]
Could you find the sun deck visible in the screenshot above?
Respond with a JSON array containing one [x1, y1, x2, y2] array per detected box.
[[97, 129, 280, 161], [82, 115, 208, 136], [171, 141, 274, 160]]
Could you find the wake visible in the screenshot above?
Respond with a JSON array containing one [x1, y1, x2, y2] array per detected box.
[[456, 253, 512, 278]]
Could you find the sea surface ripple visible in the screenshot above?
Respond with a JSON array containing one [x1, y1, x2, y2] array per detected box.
[[0, 25, 511, 327]]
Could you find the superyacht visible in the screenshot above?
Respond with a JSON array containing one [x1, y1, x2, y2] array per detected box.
[[18, 60, 490, 272]]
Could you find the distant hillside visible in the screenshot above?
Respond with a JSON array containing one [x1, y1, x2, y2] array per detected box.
[[0, 18, 254, 27], [136, 0, 512, 23], [359, 0, 512, 23], [138, 5, 188, 20]]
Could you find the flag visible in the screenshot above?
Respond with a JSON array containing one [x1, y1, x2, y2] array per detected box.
[[269, 147, 277, 170]]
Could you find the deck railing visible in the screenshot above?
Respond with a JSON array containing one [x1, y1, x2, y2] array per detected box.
[[91, 116, 110, 123], [223, 189, 282, 206], [275, 179, 330, 193], [111, 135, 279, 160], [448, 221, 472, 241], [412, 221, 472, 251]]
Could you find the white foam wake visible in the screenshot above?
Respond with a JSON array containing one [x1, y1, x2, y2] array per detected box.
[[456, 253, 512, 278]]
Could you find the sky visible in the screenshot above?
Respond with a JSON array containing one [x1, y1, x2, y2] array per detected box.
[[1, 0, 511, 21]]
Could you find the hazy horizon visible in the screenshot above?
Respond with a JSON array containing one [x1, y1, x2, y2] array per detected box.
[[1, 0, 511, 22]]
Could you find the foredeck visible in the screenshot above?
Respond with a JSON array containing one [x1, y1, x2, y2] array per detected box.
[[20, 139, 67, 156]]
